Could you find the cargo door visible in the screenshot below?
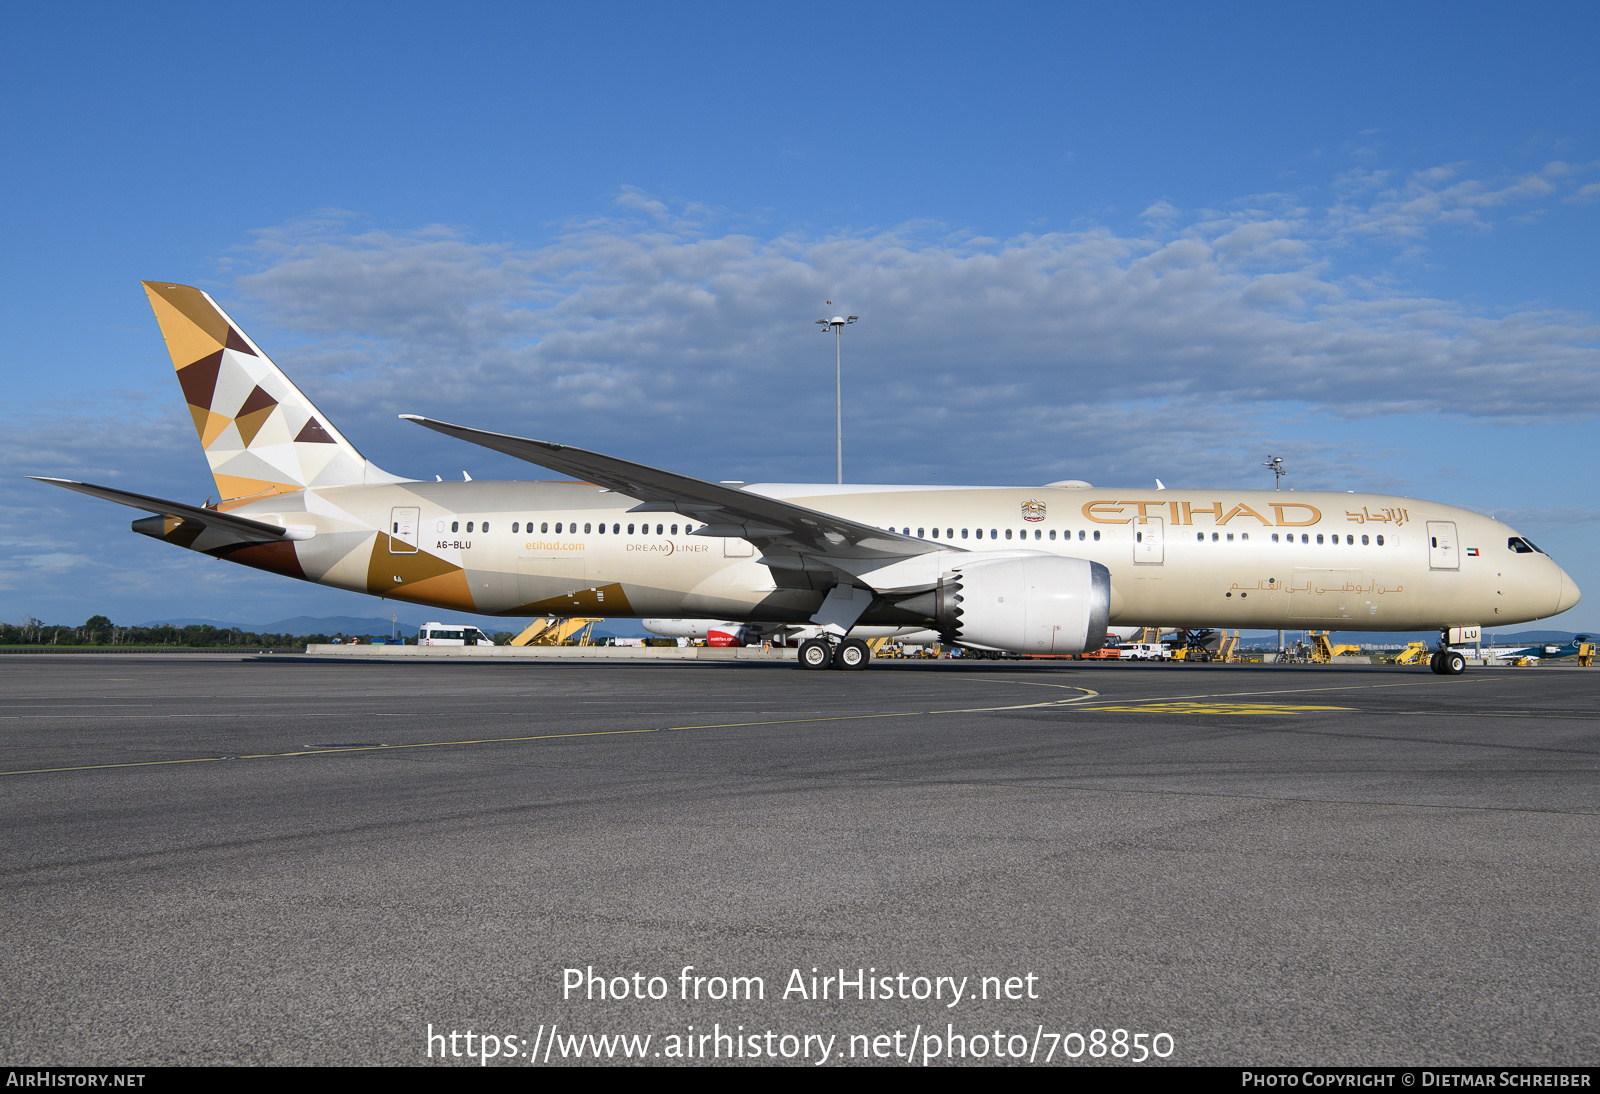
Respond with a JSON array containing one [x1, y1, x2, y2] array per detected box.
[[389, 507, 420, 554], [1133, 517, 1164, 564], [1426, 521, 1459, 571]]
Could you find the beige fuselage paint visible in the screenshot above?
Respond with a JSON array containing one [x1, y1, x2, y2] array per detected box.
[[202, 481, 1570, 632]]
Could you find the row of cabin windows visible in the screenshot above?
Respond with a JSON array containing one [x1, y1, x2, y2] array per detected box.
[[1182, 531, 1386, 545], [439, 520, 695, 536], [885, 525, 1390, 547], [896, 527, 1102, 542], [423, 519, 1387, 548]]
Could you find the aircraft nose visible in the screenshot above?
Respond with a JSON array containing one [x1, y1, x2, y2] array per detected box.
[[1555, 568, 1581, 615]]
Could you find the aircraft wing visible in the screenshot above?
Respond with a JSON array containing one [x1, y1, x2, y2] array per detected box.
[[31, 477, 296, 543], [401, 416, 943, 580]]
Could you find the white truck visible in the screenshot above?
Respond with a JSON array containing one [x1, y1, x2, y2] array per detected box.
[[1116, 642, 1168, 661], [418, 622, 497, 647]]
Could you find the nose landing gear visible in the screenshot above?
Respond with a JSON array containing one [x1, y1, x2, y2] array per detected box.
[[1430, 633, 1468, 675]]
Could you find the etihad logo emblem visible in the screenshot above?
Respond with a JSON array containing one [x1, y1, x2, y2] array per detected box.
[[1021, 499, 1046, 523], [1082, 499, 1323, 527]]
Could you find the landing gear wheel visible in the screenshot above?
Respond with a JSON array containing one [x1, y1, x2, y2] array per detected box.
[[835, 639, 870, 670], [798, 638, 834, 670], [1429, 652, 1444, 674], [1443, 651, 1467, 675]]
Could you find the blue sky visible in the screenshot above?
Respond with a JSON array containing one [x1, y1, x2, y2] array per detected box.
[[2, 1, 1596, 631]]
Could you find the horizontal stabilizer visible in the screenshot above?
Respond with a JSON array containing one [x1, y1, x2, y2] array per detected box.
[[30, 477, 301, 542]]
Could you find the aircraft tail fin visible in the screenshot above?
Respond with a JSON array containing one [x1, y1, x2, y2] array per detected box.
[[141, 281, 404, 507]]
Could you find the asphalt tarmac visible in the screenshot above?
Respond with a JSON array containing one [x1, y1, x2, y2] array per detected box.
[[1, 654, 1596, 1066]]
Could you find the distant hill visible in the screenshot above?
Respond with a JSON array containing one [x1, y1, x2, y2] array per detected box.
[[138, 615, 420, 637]]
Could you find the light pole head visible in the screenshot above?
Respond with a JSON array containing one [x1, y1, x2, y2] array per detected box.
[[1264, 455, 1287, 489]]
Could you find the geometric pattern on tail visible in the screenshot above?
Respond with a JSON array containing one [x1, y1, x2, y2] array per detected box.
[[142, 281, 375, 507]]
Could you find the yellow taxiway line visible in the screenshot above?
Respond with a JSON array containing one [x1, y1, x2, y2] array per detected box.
[[0, 683, 1101, 778]]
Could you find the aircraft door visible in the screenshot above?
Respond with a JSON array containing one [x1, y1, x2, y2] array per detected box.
[[1133, 517, 1164, 564], [389, 507, 420, 554], [1426, 521, 1459, 571]]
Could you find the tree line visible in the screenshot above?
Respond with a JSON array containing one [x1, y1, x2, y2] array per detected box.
[[0, 616, 386, 648]]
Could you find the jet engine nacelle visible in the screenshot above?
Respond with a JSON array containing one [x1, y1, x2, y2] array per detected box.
[[943, 554, 1111, 655]]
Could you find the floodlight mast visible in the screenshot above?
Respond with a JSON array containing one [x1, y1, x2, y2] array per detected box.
[[1264, 455, 1287, 491], [815, 305, 858, 484], [1265, 455, 1288, 654]]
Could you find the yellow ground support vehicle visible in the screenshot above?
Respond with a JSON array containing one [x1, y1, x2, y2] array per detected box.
[[510, 616, 603, 646], [1307, 631, 1363, 663], [1390, 642, 1433, 665]]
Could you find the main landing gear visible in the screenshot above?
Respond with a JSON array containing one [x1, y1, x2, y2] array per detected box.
[[798, 636, 870, 671]]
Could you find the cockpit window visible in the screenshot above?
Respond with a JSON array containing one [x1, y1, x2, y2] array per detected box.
[[1507, 537, 1542, 554]]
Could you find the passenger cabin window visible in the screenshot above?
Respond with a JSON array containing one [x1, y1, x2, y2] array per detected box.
[[512, 522, 519, 533], [541, 522, 549, 533], [584, 523, 592, 534], [1049, 529, 1056, 540], [1376, 535, 1384, 546], [451, 521, 459, 533], [1005, 529, 1012, 540], [555, 522, 563, 534], [961, 529, 969, 539], [1093, 530, 1100, 541]]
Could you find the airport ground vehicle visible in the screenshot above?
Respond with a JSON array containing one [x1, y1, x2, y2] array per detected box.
[[417, 623, 496, 646], [1116, 642, 1167, 661], [35, 282, 1582, 675]]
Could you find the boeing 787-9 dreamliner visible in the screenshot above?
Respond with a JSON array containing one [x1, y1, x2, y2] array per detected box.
[[35, 282, 1581, 674]]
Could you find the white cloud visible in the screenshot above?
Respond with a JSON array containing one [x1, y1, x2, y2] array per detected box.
[[223, 174, 1600, 458]]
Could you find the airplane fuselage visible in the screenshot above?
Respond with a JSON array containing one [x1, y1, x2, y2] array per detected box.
[[190, 480, 1577, 633]]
